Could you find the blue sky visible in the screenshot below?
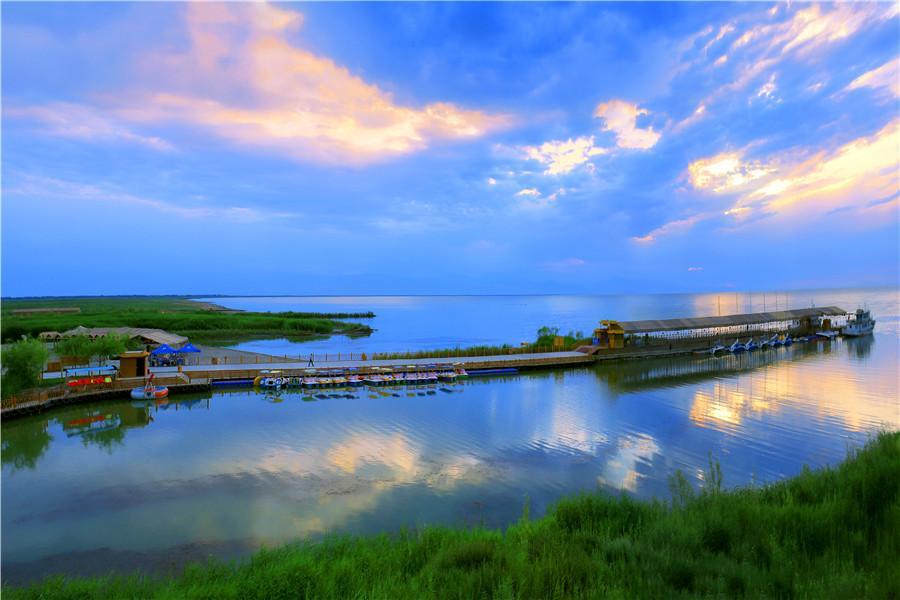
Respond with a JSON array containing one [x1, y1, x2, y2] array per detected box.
[[3, 2, 898, 296]]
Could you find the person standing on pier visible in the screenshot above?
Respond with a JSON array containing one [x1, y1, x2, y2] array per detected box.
[[308, 353, 315, 368]]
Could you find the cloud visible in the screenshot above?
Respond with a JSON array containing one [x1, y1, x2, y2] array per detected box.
[[104, 3, 509, 164], [632, 214, 706, 243], [515, 188, 541, 197], [753, 73, 779, 103], [674, 3, 897, 132], [688, 152, 774, 193], [4, 173, 291, 222], [542, 257, 587, 270], [733, 119, 900, 219], [845, 58, 900, 99], [687, 266, 704, 272], [486, 177, 497, 185], [520, 136, 606, 175], [594, 100, 661, 150], [5, 102, 173, 151]]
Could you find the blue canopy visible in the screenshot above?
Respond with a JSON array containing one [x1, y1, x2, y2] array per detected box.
[[151, 344, 176, 355], [176, 343, 202, 353]]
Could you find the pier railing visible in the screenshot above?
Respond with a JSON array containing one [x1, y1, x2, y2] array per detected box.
[[175, 344, 566, 366]]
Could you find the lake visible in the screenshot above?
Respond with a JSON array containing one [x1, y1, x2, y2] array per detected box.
[[2, 288, 898, 584], [201, 288, 899, 357]]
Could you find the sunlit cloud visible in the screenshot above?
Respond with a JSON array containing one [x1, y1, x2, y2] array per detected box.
[[486, 177, 497, 185], [520, 136, 606, 175], [845, 58, 900, 99], [111, 3, 509, 164], [5, 102, 173, 151], [594, 99, 661, 150], [515, 188, 541, 197], [688, 152, 774, 193], [733, 119, 900, 220], [632, 214, 706, 243]]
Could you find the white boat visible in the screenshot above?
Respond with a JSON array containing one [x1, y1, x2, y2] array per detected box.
[[815, 330, 838, 340], [728, 339, 746, 353], [746, 338, 759, 351], [841, 309, 875, 337], [708, 341, 726, 354]]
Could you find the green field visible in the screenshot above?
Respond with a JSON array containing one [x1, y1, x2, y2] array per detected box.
[[6, 432, 897, 599], [1, 297, 374, 344]]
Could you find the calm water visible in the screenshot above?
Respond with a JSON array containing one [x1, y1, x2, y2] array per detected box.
[[2, 289, 898, 584], [203, 288, 899, 356]]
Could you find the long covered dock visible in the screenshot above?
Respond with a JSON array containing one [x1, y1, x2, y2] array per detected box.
[[588, 306, 847, 353]]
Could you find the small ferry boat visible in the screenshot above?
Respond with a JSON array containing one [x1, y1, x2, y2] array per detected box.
[[815, 330, 838, 340], [841, 309, 875, 337]]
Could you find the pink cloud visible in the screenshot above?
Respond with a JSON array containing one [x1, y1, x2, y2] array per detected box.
[[112, 3, 510, 164]]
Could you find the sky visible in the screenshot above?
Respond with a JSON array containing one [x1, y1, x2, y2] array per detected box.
[[2, 2, 899, 296]]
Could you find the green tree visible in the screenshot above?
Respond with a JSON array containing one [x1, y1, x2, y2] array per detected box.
[[56, 335, 94, 365], [1, 338, 50, 398], [92, 334, 129, 364]]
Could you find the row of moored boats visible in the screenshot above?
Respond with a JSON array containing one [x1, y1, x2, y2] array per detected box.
[[707, 331, 836, 354], [254, 367, 468, 389]]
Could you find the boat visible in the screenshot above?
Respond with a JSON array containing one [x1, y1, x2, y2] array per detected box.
[[746, 338, 759, 351], [728, 339, 746, 353], [131, 384, 168, 400], [770, 335, 784, 347], [783, 334, 793, 346], [841, 309, 875, 337], [815, 330, 838, 340]]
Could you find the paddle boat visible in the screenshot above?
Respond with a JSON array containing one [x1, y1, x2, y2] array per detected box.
[[708, 341, 726, 354], [782, 334, 793, 346], [728, 339, 746, 353], [131, 382, 168, 400], [746, 338, 759, 351]]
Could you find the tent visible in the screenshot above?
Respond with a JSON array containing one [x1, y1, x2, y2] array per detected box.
[[150, 344, 176, 355], [175, 343, 202, 354]]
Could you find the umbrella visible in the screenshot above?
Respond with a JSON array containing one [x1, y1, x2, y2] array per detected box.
[[175, 343, 202, 353], [151, 344, 176, 355]]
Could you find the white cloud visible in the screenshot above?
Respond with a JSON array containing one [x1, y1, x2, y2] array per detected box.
[[845, 58, 900, 99], [515, 188, 541, 197], [754, 73, 779, 102], [521, 136, 606, 175], [486, 177, 498, 185], [6, 102, 174, 151], [4, 173, 292, 222], [688, 151, 775, 193], [594, 100, 661, 150]]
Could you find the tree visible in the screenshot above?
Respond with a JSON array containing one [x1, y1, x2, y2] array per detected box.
[[1, 338, 50, 398], [56, 335, 94, 366], [92, 334, 129, 364]]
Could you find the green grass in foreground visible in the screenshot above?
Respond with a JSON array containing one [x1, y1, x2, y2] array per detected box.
[[1, 297, 374, 344], [6, 432, 898, 599]]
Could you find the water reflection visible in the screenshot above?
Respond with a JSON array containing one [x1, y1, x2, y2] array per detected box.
[[2, 334, 897, 584]]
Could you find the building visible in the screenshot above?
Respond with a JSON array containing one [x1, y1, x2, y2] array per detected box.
[[594, 307, 847, 349], [53, 326, 188, 348]]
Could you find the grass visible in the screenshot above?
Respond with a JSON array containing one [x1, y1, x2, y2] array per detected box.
[[6, 431, 898, 599], [1, 297, 374, 345]]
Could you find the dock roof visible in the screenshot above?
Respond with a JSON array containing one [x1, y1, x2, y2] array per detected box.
[[59, 326, 188, 347], [614, 306, 847, 334]]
